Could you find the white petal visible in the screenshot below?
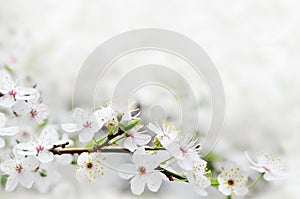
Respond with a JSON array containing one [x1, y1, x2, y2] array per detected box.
[[22, 156, 40, 170], [5, 174, 18, 192], [146, 172, 163, 192], [134, 134, 151, 146], [130, 175, 146, 195], [245, 151, 260, 167], [37, 150, 54, 163], [19, 171, 34, 188], [0, 159, 16, 174], [0, 126, 19, 136], [0, 137, 5, 148], [263, 172, 282, 181], [177, 155, 194, 170], [0, 95, 16, 108], [0, 112, 6, 127], [79, 129, 94, 143], [218, 184, 232, 196], [166, 143, 182, 159], [118, 163, 136, 180], [55, 154, 73, 165], [147, 123, 162, 134], [77, 152, 90, 166], [124, 138, 138, 152], [76, 168, 88, 183], [192, 184, 208, 196], [235, 184, 248, 195], [61, 123, 80, 133]]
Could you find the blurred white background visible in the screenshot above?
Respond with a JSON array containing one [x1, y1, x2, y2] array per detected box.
[[0, 0, 299, 198]]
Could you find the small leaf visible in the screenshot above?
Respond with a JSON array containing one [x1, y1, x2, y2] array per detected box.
[[38, 119, 48, 128], [40, 172, 47, 177], [119, 119, 140, 131], [152, 137, 163, 148], [4, 65, 14, 74], [85, 135, 108, 148], [1, 174, 9, 186], [210, 179, 219, 187], [71, 160, 77, 165]]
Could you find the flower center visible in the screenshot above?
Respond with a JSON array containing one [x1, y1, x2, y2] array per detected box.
[[227, 179, 234, 186], [180, 146, 187, 154], [36, 145, 44, 153], [30, 109, 38, 118], [139, 166, 146, 175], [126, 131, 134, 138], [86, 162, 93, 169], [16, 164, 23, 173], [8, 90, 17, 98], [263, 166, 270, 172], [83, 121, 92, 128]]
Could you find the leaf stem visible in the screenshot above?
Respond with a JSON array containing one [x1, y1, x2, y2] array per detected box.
[[249, 173, 264, 190]]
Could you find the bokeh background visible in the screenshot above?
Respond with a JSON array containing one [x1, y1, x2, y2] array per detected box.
[[0, 0, 299, 198]]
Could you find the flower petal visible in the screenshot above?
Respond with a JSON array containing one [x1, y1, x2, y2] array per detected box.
[[0, 126, 19, 136], [37, 150, 54, 163], [130, 175, 146, 195], [218, 184, 232, 196], [61, 123, 80, 133], [77, 152, 90, 166], [0, 95, 15, 108], [124, 138, 138, 152], [19, 171, 34, 188], [134, 134, 151, 146], [0, 112, 6, 128], [5, 174, 18, 192], [79, 128, 94, 143], [118, 163, 136, 180], [146, 172, 163, 192]]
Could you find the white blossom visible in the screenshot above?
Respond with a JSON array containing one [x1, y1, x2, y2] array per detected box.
[[0, 69, 36, 108], [16, 127, 59, 163], [76, 152, 105, 183], [147, 122, 179, 148], [217, 164, 248, 196], [166, 139, 201, 171], [246, 152, 287, 181], [61, 108, 101, 143], [0, 112, 19, 148], [123, 126, 151, 152], [13, 96, 48, 124], [0, 153, 39, 192], [186, 159, 211, 196], [118, 148, 166, 195]]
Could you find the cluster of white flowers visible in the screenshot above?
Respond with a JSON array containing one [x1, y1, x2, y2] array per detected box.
[[0, 67, 287, 198]]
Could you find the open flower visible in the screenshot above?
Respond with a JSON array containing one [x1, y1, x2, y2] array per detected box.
[[186, 159, 211, 196], [147, 122, 179, 148], [218, 164, 248, 196], [246, 152, 287, 181], [76, 152, 105, 183], [0, 69, 36, 108], [166, 139, 201, 171], [118, 148, 166, 195], [16, 127, 59, 163], [61, 108, 101, 143], [0, 153, 39, 192], [0, 112, 19, 148], [13, 97, 48, 124], [123, 126, 151, 152]]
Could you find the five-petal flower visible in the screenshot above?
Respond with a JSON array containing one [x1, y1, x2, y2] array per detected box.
[[118, 148, 166, 195], [246, 152, 287, 181]]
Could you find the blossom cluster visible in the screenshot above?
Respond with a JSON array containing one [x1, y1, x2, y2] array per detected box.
[[0, 67, 287, 198]]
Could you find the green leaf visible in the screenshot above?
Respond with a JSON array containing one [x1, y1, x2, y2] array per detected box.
[[210, 179, 219, 187], [71, 160, 77, 165], [1, 174, 9, 186], [38, 119, 48, 128], [85, 135, 108, 148], [119, 119, 140, 131], [4, 65, 14, 74], [40, 172, 47, 177], [152, 137, 163, 148]]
